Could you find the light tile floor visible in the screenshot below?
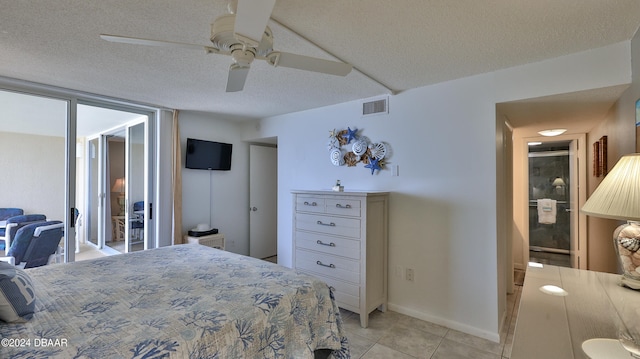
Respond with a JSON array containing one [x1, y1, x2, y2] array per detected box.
[[340, 285, 522, 359], [75, 243, 108, 261]]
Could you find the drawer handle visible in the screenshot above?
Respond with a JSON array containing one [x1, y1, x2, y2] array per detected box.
[[336, 203, 352, 209], [316, 240, 336, 247], [303, 201, 318, 206], [316, 220, 336, 227], [316, 260, 335, 268]]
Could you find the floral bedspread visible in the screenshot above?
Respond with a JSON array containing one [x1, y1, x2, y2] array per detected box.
[[0, 244, 350, 358]]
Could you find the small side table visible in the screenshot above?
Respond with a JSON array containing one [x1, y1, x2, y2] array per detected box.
[[184, 233, 225, 250]]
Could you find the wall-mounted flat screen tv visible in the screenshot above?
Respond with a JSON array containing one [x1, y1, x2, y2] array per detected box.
[[185, 138, 233, 171]]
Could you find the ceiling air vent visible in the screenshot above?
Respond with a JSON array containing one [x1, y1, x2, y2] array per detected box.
[[362, 97, 389, 117]]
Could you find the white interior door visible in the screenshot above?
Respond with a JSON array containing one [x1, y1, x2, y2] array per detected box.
[[249, 145, 277, 259]]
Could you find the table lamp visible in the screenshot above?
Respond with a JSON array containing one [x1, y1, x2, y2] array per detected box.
[[111, 177, 126, 215], [581, 153, 640, 290]]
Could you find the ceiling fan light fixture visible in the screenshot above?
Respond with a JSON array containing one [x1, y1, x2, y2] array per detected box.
[[230, 46, 256, 67], [538, 129, 567, 137], [101, 0, 351, 93]]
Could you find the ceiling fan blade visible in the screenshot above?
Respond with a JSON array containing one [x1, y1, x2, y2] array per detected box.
[[226, 64, 251, 92], [234, 0, 276, 47], [267, 52, 352, 76], [100, 34, 218, 53]]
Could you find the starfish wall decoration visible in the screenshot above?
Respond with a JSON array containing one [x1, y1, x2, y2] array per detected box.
[[342, 127, 358, 144], [364, 157, 383, 175], [327, 126, 389, 175]]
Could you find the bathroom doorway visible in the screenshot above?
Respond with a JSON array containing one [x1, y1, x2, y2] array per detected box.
[[528, 141, 573, 267]]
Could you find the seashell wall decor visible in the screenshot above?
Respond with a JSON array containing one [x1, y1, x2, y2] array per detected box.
[[327, 127, 390, 175]]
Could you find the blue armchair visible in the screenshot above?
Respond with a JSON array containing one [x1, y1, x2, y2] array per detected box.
[[0, 208, 24, 237], [131, 201, 144, 243], [1, 221, 64, 268], [0, 214, 47, 251], [0, 208, 24, 221]]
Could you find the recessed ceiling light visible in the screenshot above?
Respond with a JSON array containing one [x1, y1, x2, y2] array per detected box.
[[538, 129, 567, 137], [528, 142, 542, 146]]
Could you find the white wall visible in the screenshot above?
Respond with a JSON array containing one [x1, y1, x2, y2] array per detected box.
[[252, 75, 501, 340], [494, 42, 631, 102], [179, 111, 250, 254], [246, 41, 632, 342], [0, 131, 65, 220]]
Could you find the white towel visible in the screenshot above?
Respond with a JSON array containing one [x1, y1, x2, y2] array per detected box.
[[537, 199, 557, 224]]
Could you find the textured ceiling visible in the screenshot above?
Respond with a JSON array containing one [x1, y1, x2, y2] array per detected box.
[[1, 0, 640, 125]]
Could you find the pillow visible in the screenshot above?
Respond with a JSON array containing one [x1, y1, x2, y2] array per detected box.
[[0, 262, 36, 322]]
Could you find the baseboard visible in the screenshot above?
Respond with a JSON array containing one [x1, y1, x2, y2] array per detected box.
[[387, 303, 500, 343], [499, 308, 508, 344]]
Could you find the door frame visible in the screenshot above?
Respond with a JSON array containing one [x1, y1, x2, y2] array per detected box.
[[124, 117, 155, 252], [521, 133, 587, 269], [84, 115, 154, 254], [84, 132, 110, 251], [0, 84, 77, 262]]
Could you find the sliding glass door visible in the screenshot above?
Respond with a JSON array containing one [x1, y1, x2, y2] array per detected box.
[[82, 108, 153, 254], [0, 80, 158, 262], [0, 89, 75, 260], [125, 120, 151, 253], [528, 141, 574, 268]]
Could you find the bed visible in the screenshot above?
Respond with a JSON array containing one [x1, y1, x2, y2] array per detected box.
[[0, 244, 350, 358]]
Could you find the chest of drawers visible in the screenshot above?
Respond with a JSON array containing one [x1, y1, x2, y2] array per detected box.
[[292, 190, 389, 328]]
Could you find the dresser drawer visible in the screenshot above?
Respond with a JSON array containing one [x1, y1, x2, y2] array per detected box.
[[325, 198, 361, 217], [295, 249, 360, 284], [295, 213, 361, 238], [300, 270, 360, 309], [294, 231, 360, 260], [296, 196, 325, 213]]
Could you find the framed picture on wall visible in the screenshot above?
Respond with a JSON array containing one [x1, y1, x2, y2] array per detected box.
[[593, 136, 608, 177], [599, 136, 607, 176], [593, 141, 600, 177]]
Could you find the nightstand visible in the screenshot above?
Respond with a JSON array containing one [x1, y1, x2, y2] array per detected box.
[[184, 233, 225, 250]]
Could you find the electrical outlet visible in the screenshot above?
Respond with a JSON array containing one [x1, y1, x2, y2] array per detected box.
[[405, 268, 414, 282]]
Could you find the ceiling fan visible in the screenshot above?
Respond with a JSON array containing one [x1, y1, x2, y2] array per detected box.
[[100, 0, 352, 92]]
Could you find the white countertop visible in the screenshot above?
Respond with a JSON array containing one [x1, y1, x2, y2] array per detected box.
[[512, 264, 639, 358]]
